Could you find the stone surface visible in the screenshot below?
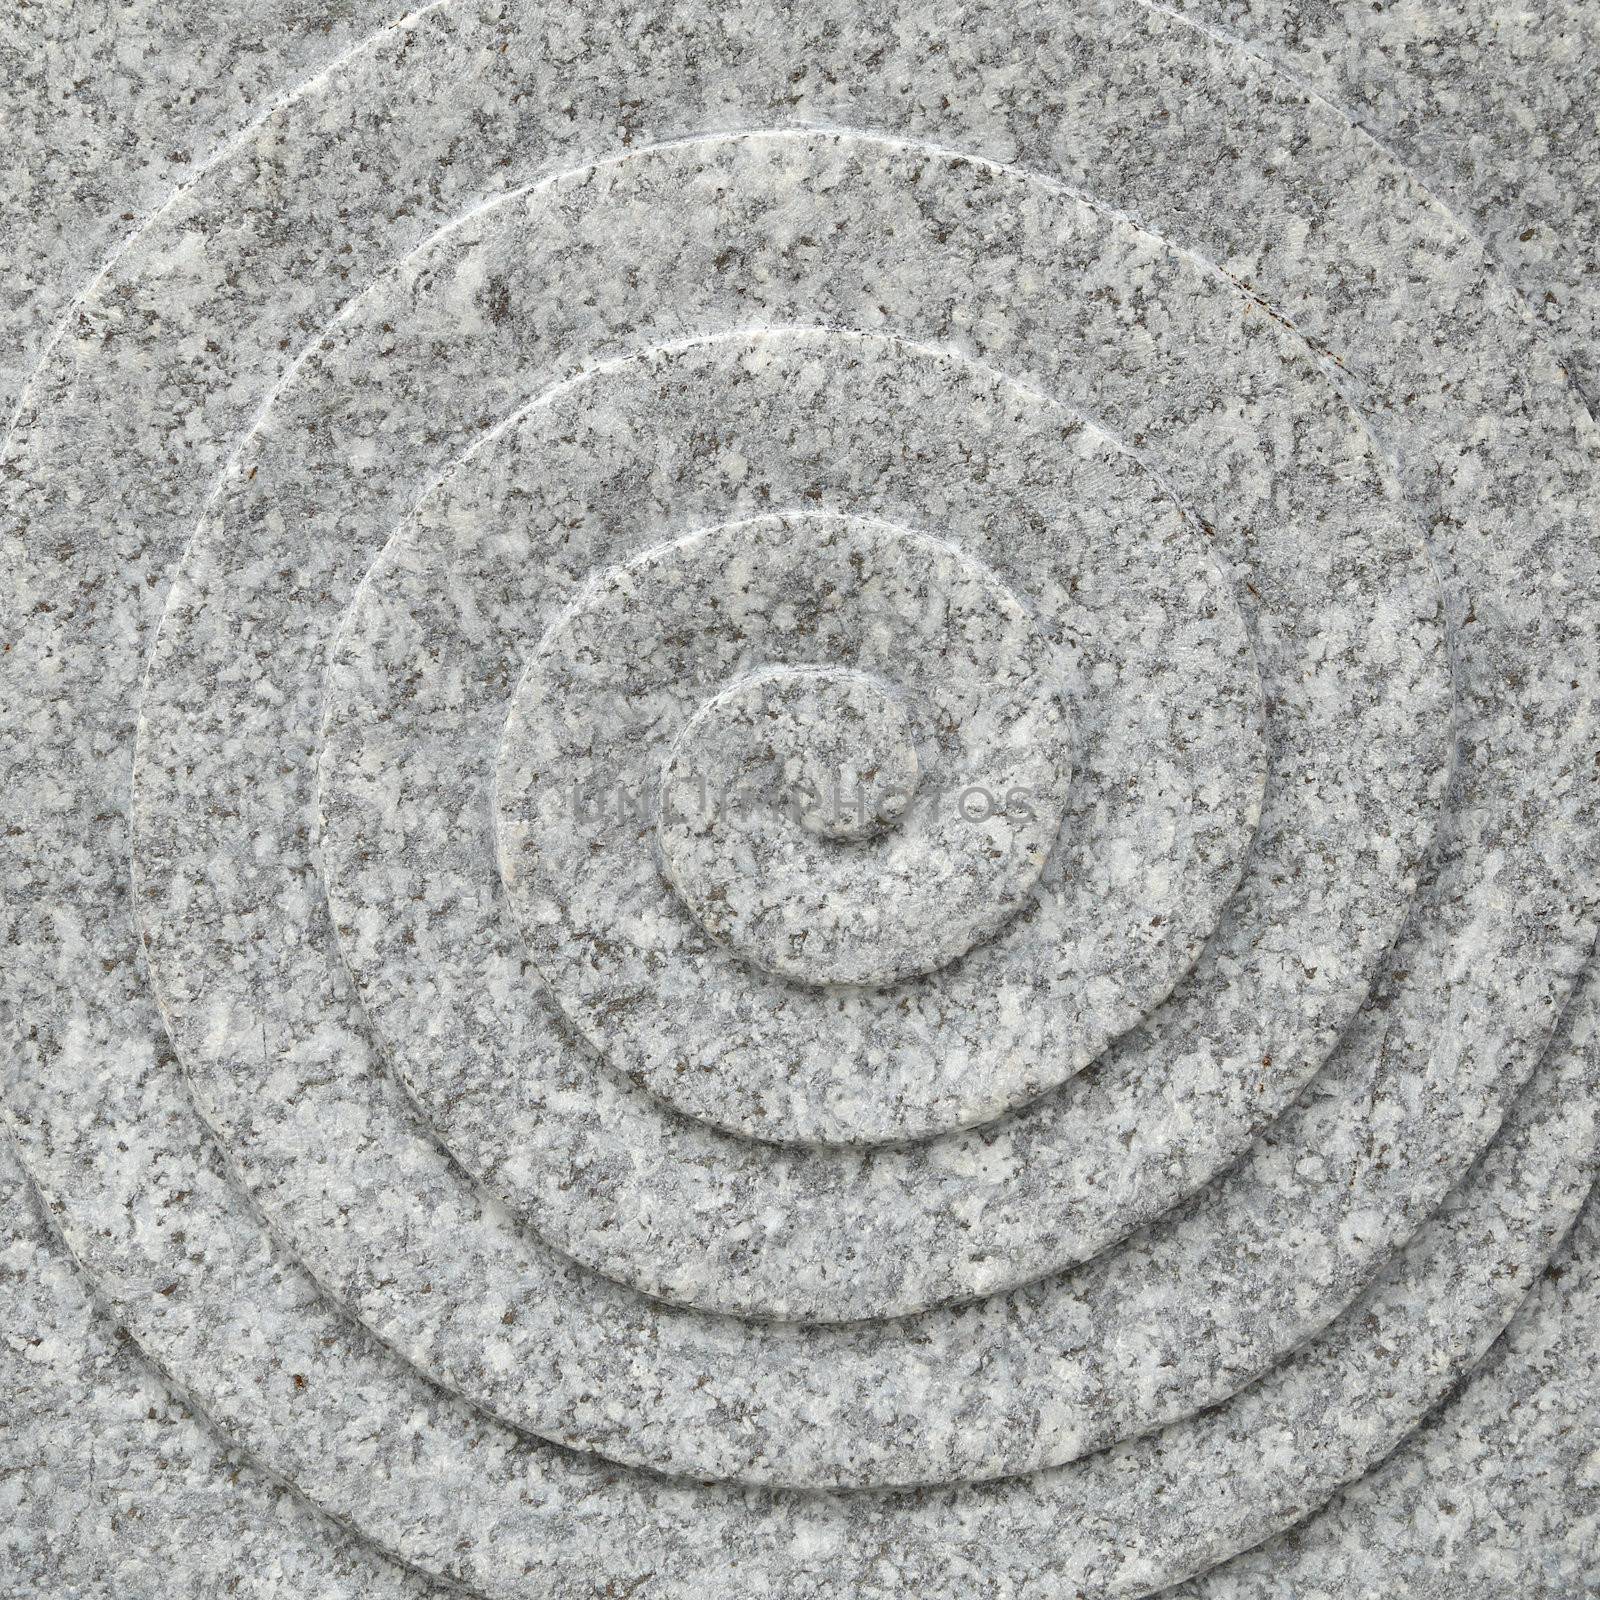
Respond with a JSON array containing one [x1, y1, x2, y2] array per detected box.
[[2, 1, 1597, 1596]]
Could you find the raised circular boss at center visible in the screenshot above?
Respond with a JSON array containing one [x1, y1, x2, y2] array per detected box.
[[655, 605, 1070, 989]]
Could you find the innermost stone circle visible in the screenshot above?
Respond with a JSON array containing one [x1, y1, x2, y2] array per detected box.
[[657, 663, 931, 981], [663, 665, 921, 848]]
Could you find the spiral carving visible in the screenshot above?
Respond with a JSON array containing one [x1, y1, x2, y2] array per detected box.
[[4, 4, 1597, 1597]]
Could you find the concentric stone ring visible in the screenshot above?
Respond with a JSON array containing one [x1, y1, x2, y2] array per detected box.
[[499, 512, 1075, 1010], [324, 326, 1269, 1299]]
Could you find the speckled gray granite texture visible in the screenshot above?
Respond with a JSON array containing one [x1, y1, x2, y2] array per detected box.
[[2, 2, 1597, 1596]]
